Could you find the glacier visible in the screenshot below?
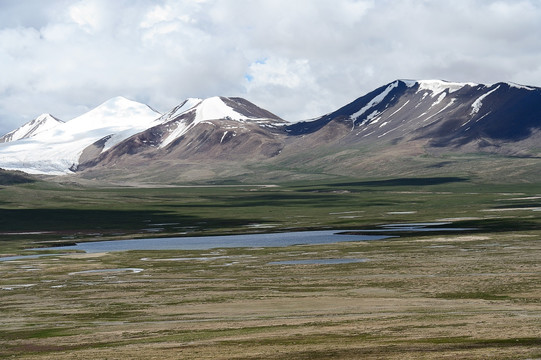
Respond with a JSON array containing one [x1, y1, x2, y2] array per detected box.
[[0, 97, 161, 174]]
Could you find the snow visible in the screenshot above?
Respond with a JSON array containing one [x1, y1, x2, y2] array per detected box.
[[160, 96, 278, 148], [156, 98, 202, 124], [433, 92, 447, 106], [0, 96, 161, 174], [365, 111, 380, 123], [160, 121, 191, 148], [159, 97, 240, 148], [423, 98, 456, 123], [387, 100, 410, 118], [403, 79, 536, 93], [417, 79, 477, 97], [471, 85, 500, 115], [350, 81, 399, 122], [504, 82, 536, 91], [194, 96, 247, 122], [1, 114, 63, 142], [400, 79, 417, 87], [174, 98, 202, 116], [220, 131, 229, 143]]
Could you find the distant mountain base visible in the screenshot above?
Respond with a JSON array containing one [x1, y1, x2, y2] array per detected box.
[[0, 168, 36, 185], [2, 79, 541, 183]]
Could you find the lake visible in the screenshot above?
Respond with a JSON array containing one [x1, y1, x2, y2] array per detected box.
[[268, 258, 369, 265], [42, 230, 392, 253], [1, 223, 473, 261]]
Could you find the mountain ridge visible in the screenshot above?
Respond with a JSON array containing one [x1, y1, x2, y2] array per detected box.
[[0, 96, 161, 174], [0, 113, 64, 143], [1, 79, 540, 181]]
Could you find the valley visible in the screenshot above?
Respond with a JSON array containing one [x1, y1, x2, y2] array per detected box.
[[1, 176, 540, 359], [2, 80, 541, 183], [2, 0, 541, 357], [1, 79, 541, 358]]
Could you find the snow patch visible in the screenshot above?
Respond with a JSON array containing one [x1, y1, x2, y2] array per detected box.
[[365, 111, 380, 124], [471, 85, 500, 115], [156, 98, 202, 124], [0, 96, 161, 174], [195, 97, 248, 122], [504, 82, 536, 91], [1, 114, 63, 143], [422, 98, 456, 123], [387, 100, 410, 118], [160, 121, 191, 148], [399, 79, 417, 87], [417, 80, 476, 97], [220, 131, 229, 143], [350, 81, 399, 124], [433, 92, 447, 106], [161, 97, 250, 148], [160, 96, 282, 148]]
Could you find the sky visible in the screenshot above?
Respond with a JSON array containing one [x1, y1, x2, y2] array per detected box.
[[1, 0, 541, 134]]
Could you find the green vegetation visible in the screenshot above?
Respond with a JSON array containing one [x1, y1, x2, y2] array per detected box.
[[0, 175, 540, 359], [0, 168, 36, 185], [1, 175, 540, 250]]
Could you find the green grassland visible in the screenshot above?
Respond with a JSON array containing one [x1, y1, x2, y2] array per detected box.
[[1, 175, 540, 250], [1, 175, 540, 358]]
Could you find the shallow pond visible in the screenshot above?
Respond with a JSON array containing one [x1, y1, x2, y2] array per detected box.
[[0, 253, 61, 262], [69, 268, 143, 275], [1, 223, 474, 261], [268, 258, 369, 265], [42, 230, 391, 253]]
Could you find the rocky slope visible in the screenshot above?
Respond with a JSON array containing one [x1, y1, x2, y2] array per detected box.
[[2, 79, 540, 181]]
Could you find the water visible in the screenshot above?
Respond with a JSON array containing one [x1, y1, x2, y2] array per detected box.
[[343, 222, 475, 232], [41, 230, 391, 253], [0, 253, 61, 262], [69, 268, 143, 275], [268, 258, 369, 265], [0, 223, 473, 262]]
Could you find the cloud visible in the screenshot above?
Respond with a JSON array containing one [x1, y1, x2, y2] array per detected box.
[[1, 0, 540, 134]]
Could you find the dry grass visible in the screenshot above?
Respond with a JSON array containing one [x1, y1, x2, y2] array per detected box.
[[1, 231, 540, 359]]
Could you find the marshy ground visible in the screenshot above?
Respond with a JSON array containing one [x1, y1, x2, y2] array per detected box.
[[1, 177, 540, 359]]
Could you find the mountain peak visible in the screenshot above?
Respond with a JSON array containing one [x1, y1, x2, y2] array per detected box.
[[0, 113, 64, 143], [63, 97, 161, 131], [189, 96, 284, 122], [156, 96, 285, 149], [156, 97, 202, 124], [0, 97, 162, 174], [160, 96, 284, 125], [399, 79, 478, 96], [35, 113, 58, 121], [3, 81, 540, 177], [190, 96, 246, 122], [502, 81, 537, 91], [84, 96, 160, 119], [157, 96, 284, 126]]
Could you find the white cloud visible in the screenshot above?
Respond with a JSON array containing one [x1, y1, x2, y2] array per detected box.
[[68, 1, 101, 32], [0, 0, 541, 134], [247, 58, 311, 88]]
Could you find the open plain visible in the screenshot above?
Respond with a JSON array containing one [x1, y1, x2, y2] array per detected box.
[[1, 177, 540, 359]]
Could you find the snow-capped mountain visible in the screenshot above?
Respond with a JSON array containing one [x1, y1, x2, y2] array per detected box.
[[0, 97, 161, 174], [2, 79, 540, 180], [286, 79, 541, 152], [0, 113, 64, 143], [77, 96, 287, 170], [157, 96, 286, 149]]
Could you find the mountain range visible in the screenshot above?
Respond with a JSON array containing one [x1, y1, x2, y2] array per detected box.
[[1, 79, 540, 183]]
